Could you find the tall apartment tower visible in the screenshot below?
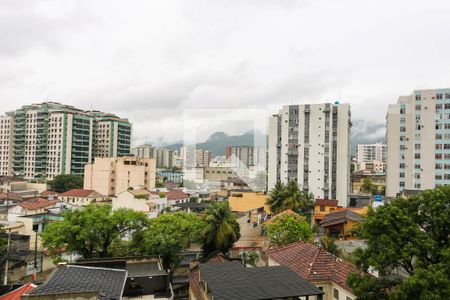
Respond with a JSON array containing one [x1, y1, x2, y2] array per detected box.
[[268, 103, 351, 206], [226, 146, 258, 167], [0, 102, 132, 180], [386, 88, 450, 197], [195, 149, 211, 167], [132, 144, 174, 169], [356, 143, 386, 163]]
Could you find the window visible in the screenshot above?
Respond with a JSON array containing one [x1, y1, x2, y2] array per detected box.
[[415, 173, 421, 179], [320, 205, 325, 212], [415, 104, 421, 110], [414, 153, 421, 159], [445, 103, 450, 109], [415, 144, 421, 150], [415, 94, 421, 100], [333, 288, 339, 299], [400, 126, 406, 132], [437, 93, 443, 100], [445, 93, 450, 99], [400, 181, 405, 187]]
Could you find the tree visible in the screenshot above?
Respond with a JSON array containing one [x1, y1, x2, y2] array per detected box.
[[202, 202, 240, 256], [242, 251, 260, 267], [47, 174, 83, 192], [266, 182, 286, 214], [132, 212, 204, 269], [348, 187, 450, 299], [264, 213, 313, 248], [41, 204, 149, 259], [266, 181, 314, 215], [318, 235, 341, 257], [360, 177, 374, 193], [284, 180, 315, 213]]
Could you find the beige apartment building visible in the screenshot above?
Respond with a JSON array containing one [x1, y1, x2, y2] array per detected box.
[[83, 156, 156, 196]]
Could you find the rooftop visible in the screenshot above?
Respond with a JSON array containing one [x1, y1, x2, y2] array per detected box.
[[315, 199, 339, 206], [18, 198, 58, 210], [166, 189, 188, 200], [266, 241, 362, 293], [194, 261, 323, 300], [0, 283, 37, 300], [25, 264, 127, 300], [320, 209, 365, 227], [60, 189, 98, 197]]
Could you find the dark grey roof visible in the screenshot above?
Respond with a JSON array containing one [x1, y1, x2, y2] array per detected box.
[[320, 210, 365, 227], [198, 261, 323, 300], [27, 265, 127, 299]]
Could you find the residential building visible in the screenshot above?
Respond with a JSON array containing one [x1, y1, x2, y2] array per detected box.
[[267, 241, 362, 300], [112, 187, 167, 218], [225, 146, 264, 168], [189, 258, 324, 300], [83, 156, 156, 196], [356, 160, 385, 172], [73, 256, 172, 299], [59, 189, 105, 206], [268, 103, 351, 206], [157, 170, 183, 183], [166, 189, 189, 206], [356, 143, 386, 163], [195, 149, 211, 167], [0, 176, 46, 198], [0, 102, 131, 180], [7, 198, 58, 221], [228, 191, 271, 214], [351, 170, 385, 195], [132, 144, 175, 169], [22, 264, 128, 299], [204, 166, 237, 181], [313, 199, 340, 224], [319, 210, 365, 238], [386, 88, 450, 197]]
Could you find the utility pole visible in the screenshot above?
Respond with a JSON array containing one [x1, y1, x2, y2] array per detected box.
[[3, 228, 12, 285]]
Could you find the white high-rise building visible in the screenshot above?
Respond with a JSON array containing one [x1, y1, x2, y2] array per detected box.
[[268, 103, 351, 206], [356, 143, 386, 163], [386, 88, 450, 197]]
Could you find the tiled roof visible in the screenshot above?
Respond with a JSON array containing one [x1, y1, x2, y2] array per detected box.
[[0, 192, 23, 201], [0, 283, 37, 300], [320, 210, 365, 227], [40, 191, 58, 197], [129, 189, 150, 196], [26, 265, 127, 299], [266, 241, 361, 293], [194, 261, 323, 299], [60, 189, 97, 197], [19, 198, 58, 210], [265, 209, 301, 224], [167, 189, 188, 200], [315, 199, 338, 206]]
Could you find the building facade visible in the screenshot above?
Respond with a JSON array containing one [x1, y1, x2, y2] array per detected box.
[[386, 88, 450, 197], [356, 143, 386, 163], [268, 103, 351, 206], [195, 149, 211, 167], [83, 156, 156, 196], [132, 144, 174, 169], [0, 102, 132, 180]]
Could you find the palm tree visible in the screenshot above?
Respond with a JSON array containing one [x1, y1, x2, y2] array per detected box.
[[284, 181, 315, 212], [202, 202, 240, 256], [266, 182, 286, 214]]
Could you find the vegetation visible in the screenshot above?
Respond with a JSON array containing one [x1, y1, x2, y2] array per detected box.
[[348, 187, 450, 299], [0, 225, 7, 256], [360, 177, 382, 195], [202, 202, 240, 256], [155, 181, 165, 188], [264, 213, 312, 248], [41, 204, 149, 260], [47, 174, 83, 192], [266, 181, 315, 215], [318, 235, 341, 257], [132, 212, 204, 269], [242, 251, 260, 267]]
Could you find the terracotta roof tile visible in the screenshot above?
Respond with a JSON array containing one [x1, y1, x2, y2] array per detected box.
[[320, 210, 365, 227], [167, 189, 188, 200], [19, 198, 58, 210], [60, 189, 97, 197], [266, 241, 361, 293], [40, 191, 58, 197], [315, 199, 339, 206], [0, 283, 37, 300]]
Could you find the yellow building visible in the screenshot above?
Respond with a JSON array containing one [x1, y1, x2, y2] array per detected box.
[[228, 191, 271, 214]]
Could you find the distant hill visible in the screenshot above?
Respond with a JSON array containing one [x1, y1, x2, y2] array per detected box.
[[165, 131, 264, 156], [159, 121, 385, 156]]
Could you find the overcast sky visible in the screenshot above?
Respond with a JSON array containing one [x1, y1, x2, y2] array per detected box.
[[1, 0, 450, 145]]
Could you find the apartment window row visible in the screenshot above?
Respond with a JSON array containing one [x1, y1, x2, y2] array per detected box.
[[435, 153, 450, 159], [435, 174, 450, 180], [435, 103, 450, 110], [435, 163, 450, 170], [436, 93, 450, 100], [435, 144, 450, 149]]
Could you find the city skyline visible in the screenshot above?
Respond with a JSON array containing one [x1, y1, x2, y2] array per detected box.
[[1, 1, 450, 145]]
